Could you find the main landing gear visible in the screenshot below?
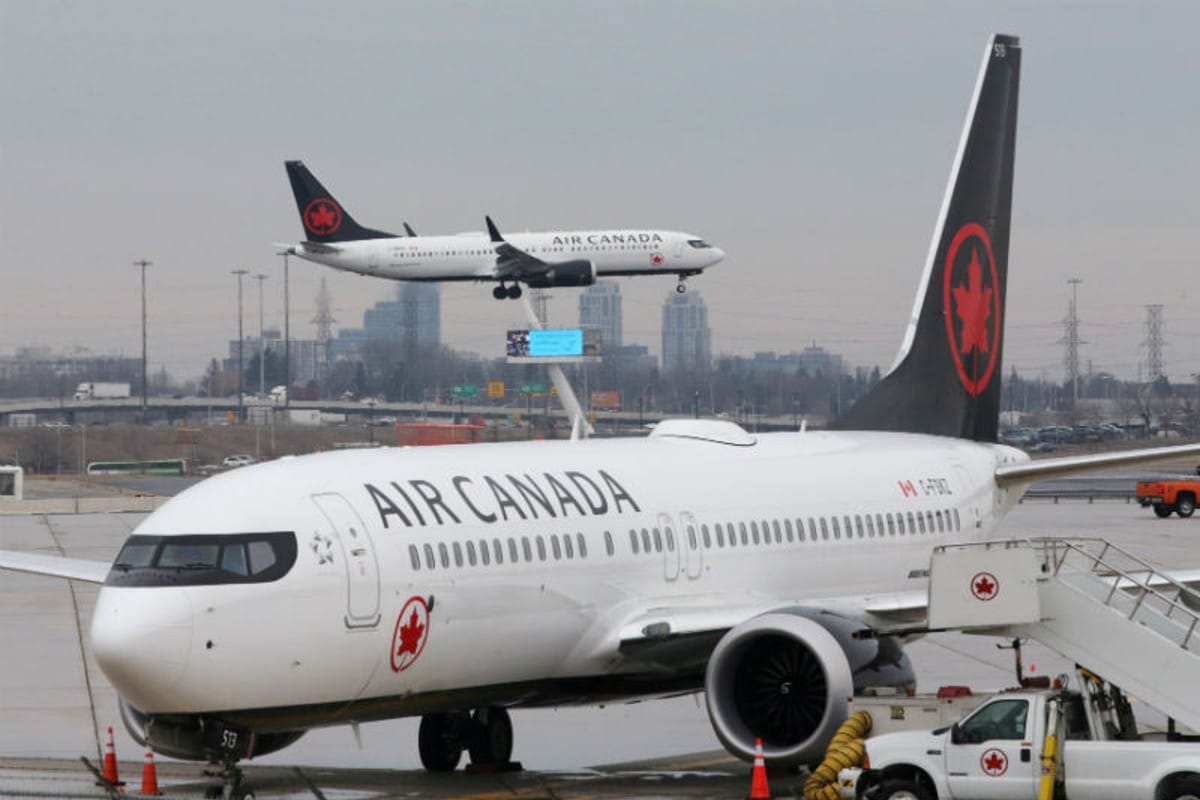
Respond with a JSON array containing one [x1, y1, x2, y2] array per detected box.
[[203, 757, 254, 800], [418, 707, 516, 773], [492, 283, 523, 300], [675, 274, 689, 293]]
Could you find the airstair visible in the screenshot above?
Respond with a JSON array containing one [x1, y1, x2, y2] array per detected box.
[[926, 537, 1200, 733]]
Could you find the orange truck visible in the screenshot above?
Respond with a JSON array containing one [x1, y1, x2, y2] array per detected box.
[[1135, 471, 1200, 518]]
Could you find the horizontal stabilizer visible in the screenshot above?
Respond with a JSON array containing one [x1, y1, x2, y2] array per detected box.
[[995, 442, 1200, 487], [297, 241, 342, 255], [0, 550, 110, 583]]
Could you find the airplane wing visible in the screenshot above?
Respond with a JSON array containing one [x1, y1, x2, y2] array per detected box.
[[995, 441, 1200, 487], [0, 550, 110, 583], [485, 216, 552, 281]]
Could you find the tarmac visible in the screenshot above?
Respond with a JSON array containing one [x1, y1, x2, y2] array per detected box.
[[1, 474, 1197, 798]]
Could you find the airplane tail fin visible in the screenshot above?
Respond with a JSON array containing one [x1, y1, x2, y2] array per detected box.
[[284, 161, 396, 243], [831, 34, 1020, 443]]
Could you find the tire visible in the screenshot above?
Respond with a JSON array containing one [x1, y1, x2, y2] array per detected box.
[[468, 707, 514, 765], [1154, 505, 1175, 518], [418, 713, 464, 772], [1163, 774, 1200, 800], [875, 778, 935, 800], [492, 285, 506, 300], [1177, 495, 1195, 518], [507, 285, 523, 299]]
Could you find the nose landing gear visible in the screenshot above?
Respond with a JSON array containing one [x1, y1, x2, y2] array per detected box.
[[676, 274, 689, 293], [418, 707, 518, 773], [203, 758, 253, 800]]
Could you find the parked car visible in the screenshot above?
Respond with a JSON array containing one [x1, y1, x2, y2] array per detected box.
[[221, 454, 256, 469]]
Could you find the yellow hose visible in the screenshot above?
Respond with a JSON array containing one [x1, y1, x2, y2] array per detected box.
[[803, 711, 873, 800], [1037, 732, 1058, 800]]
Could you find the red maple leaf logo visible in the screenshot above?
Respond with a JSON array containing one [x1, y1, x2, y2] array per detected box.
[[952, 246, 993, 355], [982, 749, 1007, 775], [974, 575, 996, 596], [389, 596, 430, 672], [308, 203, 337, 232], [397, 607, 425, 657]]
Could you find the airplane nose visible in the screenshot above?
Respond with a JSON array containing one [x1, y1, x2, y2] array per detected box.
[[711, 247, 727, 264], [91, 587, 193, 711]]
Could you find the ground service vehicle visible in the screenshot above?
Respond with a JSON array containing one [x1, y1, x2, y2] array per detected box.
[[73, 382, 131, 400], [1137, 474, 1200, 518], [851, 681, 1200, 800]]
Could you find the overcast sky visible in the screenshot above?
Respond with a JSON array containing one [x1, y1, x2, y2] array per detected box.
[[2, 1, 1197, 386]]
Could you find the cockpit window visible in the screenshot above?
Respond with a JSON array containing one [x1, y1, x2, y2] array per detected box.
[[687, 239, 712, 249], [106, 532, 297, 586]]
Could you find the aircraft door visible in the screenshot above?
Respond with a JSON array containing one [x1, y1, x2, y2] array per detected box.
[[658, 513, 680, 581], [679, 512, 703, 580], [312, 493, 382, 629], [672, 238, 684, 261], [953, 464, 983, 535]]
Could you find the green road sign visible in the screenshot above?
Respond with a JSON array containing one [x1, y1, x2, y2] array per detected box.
[[451, 384, 478, 399], [519, 382, 549, 395]]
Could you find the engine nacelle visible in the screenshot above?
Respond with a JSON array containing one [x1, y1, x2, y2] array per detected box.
[[120, 699, 303, 762], [704, 608, 914, 767], [524, 259, 596, 288]]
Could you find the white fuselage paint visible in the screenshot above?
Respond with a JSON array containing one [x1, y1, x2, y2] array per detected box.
[[90, 425, 1028, 729], [292, 230, 724, 281]]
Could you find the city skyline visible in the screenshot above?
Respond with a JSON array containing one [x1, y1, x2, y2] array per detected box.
[[2, 4, 1197, 385]]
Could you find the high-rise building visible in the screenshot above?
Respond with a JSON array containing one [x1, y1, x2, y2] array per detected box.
[[578, 280, 623, 353], [661, 290, 711, 370], [332, 283, 441, 357]]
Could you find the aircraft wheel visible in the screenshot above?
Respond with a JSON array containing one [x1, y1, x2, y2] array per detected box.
[[468, 707, 513, 766], [1164, 773, 1200, 800], [492, 285, 507, 300], [418, 713, 465, 772], [1178, 495, 1195, 518], [1154, 505, 1174, 518], [675, 282, 687, 293], [507, 285, 523, 299]]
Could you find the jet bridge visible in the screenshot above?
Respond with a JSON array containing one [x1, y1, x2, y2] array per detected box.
[[926, 537, 1200, 733]]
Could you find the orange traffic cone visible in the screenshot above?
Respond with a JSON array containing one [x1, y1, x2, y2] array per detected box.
[[99, 726, 124, 789], [140, 749, 161, 795], [747, 737, 771, 800]]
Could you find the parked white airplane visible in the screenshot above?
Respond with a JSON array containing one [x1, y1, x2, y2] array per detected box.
[[282, 161, 725, 299], [4, 34, 1200, 800]]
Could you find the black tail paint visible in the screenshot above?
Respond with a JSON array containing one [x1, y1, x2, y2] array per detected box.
[[284, 161, 397, 243], [832, 34, 1020, 443]]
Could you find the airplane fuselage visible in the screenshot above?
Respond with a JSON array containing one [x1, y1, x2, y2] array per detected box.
[[91, 422, 1028, 733], [292, 229, 724, 282]]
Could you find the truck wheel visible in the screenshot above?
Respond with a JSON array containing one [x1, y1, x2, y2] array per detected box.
[[1154, 505, 1174, 518], [876, 779, 934, 800], [1162, 774, 1200, 800], [1177, 495, 1195, 518]]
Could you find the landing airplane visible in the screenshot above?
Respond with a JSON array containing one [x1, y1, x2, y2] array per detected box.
[[282, 161, 725, 299], [4, 34, 1200, 800]]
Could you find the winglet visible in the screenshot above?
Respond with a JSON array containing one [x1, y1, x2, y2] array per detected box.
[[403, 222, 417, 237], [485, 215, 505, 243]]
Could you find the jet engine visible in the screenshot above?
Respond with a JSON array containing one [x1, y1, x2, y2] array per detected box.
[[120, 700, 304, 762], [704, 608, 914, 766], [525, 260, 596, 288]]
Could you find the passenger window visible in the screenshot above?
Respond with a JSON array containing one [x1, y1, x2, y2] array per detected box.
[[953, 509, 961, 530], [564, 534, 574, 559], [926, 511, 935, 533], [508, 538, 518, 563], [773, 520, 782, 543], [807, 518, 817, 541], [917, 514, 927, 534], [577, 533, 587, 558], [466, 540, 477, 566], [907, 512, 917, 533], [831, 517, 841, 540], [739, 522, 748, 546], [478, 540, 489, 566], [641, 528, 651, 553], [536, 536, 546, 561], [664, 527, 675, 552], [604, 530, 614, 556], [687, 525, 697, 550], [886, 513, 895, 535], [630, 530, 640, 554], [452, 542, 463, 567], [409, 545, 421, 571], [424, 543, 435, 569], [875, 514, 885, 536], [820, 518, 829, 540], [701, 524, 712, 549], [936, 510, 945, 533], [855, 515, 864, 538], [521, 537, 532, 562], [652, 528, 663, 552], [751, 521, 760, 545], [865, 516, 875, 537], [551, 536, 562, 560], [438, 543, 449, 568], [784, 519, 794, 543], [843, 516, 853, 540]]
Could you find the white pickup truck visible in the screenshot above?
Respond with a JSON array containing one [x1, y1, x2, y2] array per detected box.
[[850, 686, 1200, 800]]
